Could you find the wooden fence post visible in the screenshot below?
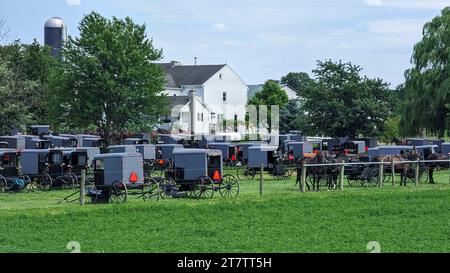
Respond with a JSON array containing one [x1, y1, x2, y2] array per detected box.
[[301, 164, 307, 193], [339, 162, 345, 191], [80, 169, 85, 206], [415, 160, 420, 187], [391, 159, 395, 187], [260, 163, 264, 196], [378, 162, 384, 187]]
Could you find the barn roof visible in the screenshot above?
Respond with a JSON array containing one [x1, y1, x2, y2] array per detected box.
[[158, 63, 226, 86]]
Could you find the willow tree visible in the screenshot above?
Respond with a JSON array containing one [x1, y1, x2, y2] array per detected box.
[[400, 7, 450, 137], [48, 12, 167, 142]]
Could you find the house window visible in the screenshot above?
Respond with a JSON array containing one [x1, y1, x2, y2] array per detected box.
[[197, 113, 201, 121], [201, 113, 204, 122], [223, 92, 227, 102], [234, 114, 238, 132], [219, 73, 223, 80]]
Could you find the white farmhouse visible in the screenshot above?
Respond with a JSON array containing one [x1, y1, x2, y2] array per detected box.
[[158, 61, 248, 135]]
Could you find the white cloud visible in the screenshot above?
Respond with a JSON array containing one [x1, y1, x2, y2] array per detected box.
[[367, 0, 382, 6], [66, 0, 81, 6], [224, 39, 241, 46], [211, 23, 228, 32], [367, 19, 426, 34], [366, 0, 450, 9]]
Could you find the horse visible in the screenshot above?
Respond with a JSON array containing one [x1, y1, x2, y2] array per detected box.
[[297, 151, 339, 192], [423, 152, 449, 184], [372, 154, 411, 186]]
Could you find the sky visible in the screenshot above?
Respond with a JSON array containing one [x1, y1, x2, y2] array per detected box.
[[1, 0, 450, 87]]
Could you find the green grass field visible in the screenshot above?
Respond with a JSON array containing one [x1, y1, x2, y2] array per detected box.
[[0, 169, 449, 253]]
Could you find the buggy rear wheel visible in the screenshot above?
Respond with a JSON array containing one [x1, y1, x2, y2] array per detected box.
[[53, 175, 75, 189], [24, 177, 38, 192], [237, 166, 255, 180], [85, 183, 98, 204], [109, 180, 128, 204], [0, 176, 7, 191], [194, 176, 214, 199], [142, 178, 160, 201], [39, 174, 53, 190], [159, 177, 177, 199], [219, 174, 240, 198]]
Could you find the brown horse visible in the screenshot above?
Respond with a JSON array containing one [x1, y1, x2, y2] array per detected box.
[[297, 151, 339, 192], [372, 154, 411, 186], [424, 153, 449, 184]]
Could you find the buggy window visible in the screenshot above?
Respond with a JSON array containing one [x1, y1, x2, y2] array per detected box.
[[78, 154, 87, 166], [1, 154, 16, 167], [68, 139, 78, 147], [209, 155, 221, 167], [94, 159, 105, 170], [50, 153, 62, 164]]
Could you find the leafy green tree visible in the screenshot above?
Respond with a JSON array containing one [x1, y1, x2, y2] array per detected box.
[[0, 40, 55, 125], [380, 116, 400, 144], [298, 60, 395, 138], [248, 80, 289, 132], [0, 60, 35, 135], [400, 7, 450, 137], [248, 80, 289, 107], [281, 72, 313, 96], [280, 99, 301, 133], [48, 12, 167, 143]]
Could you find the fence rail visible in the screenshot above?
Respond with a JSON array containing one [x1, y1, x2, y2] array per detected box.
[[299, 159, 450, 193], [302, 159, 450, 168]]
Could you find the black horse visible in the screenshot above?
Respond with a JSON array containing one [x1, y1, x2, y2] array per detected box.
[[297, 151, 339, 192]]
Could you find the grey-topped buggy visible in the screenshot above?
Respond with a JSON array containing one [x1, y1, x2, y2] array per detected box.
[[86, 153, 160, 204], [162, 149, 239, 199], [237, 145, 292, 180]]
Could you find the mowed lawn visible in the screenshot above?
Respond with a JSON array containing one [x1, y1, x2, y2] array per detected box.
[[0, 170, 449, 253]]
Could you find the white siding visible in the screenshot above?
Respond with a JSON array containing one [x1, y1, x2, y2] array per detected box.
[[281, 86, 298, 100], [202, 65, 248, 123]]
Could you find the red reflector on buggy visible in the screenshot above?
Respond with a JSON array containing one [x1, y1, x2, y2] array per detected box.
[[289, 154, 294, 160], [231, 154, 236, 161], [158, 159, 165, 165], [213, 170, 221, 181], [129, 172, 139, 183], [344, 149, 349, 155], [365, 146, 369, 152]]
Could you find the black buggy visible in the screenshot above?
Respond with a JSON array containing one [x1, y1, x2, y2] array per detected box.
[[153, 144, 184, 175], [207, 143, 238, 167], [0, 149, 32, 192], [161, 149, 240, 199], [86, 153, 160, 204], [237, 145, 293, 180]]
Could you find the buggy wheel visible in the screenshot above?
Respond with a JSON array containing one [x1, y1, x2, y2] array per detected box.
[[39, 174, 53, 190], [194, 176, 214, 199], [24, 177, 38, 192], [159, 177, 177, 199], [219, 175, 240, 198], [142, 178, 160, 202], [53, 175, 75, 189], [319, 176, 328, 187], [109, 180, 128, 204], [85, 183, 98, 204], [70, 173, 79, 186], [347, 176, 357, 187], [0, 176, 7, 190], [237, 166, 255, 180]]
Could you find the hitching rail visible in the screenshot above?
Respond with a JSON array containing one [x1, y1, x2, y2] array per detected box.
[[298, 159, 450, 193]]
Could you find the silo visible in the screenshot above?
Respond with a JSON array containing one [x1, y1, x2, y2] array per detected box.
[[44, 17, 67, 58]]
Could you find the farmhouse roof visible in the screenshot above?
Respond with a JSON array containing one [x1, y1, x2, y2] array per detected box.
[[158, 63, 226, 86]]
